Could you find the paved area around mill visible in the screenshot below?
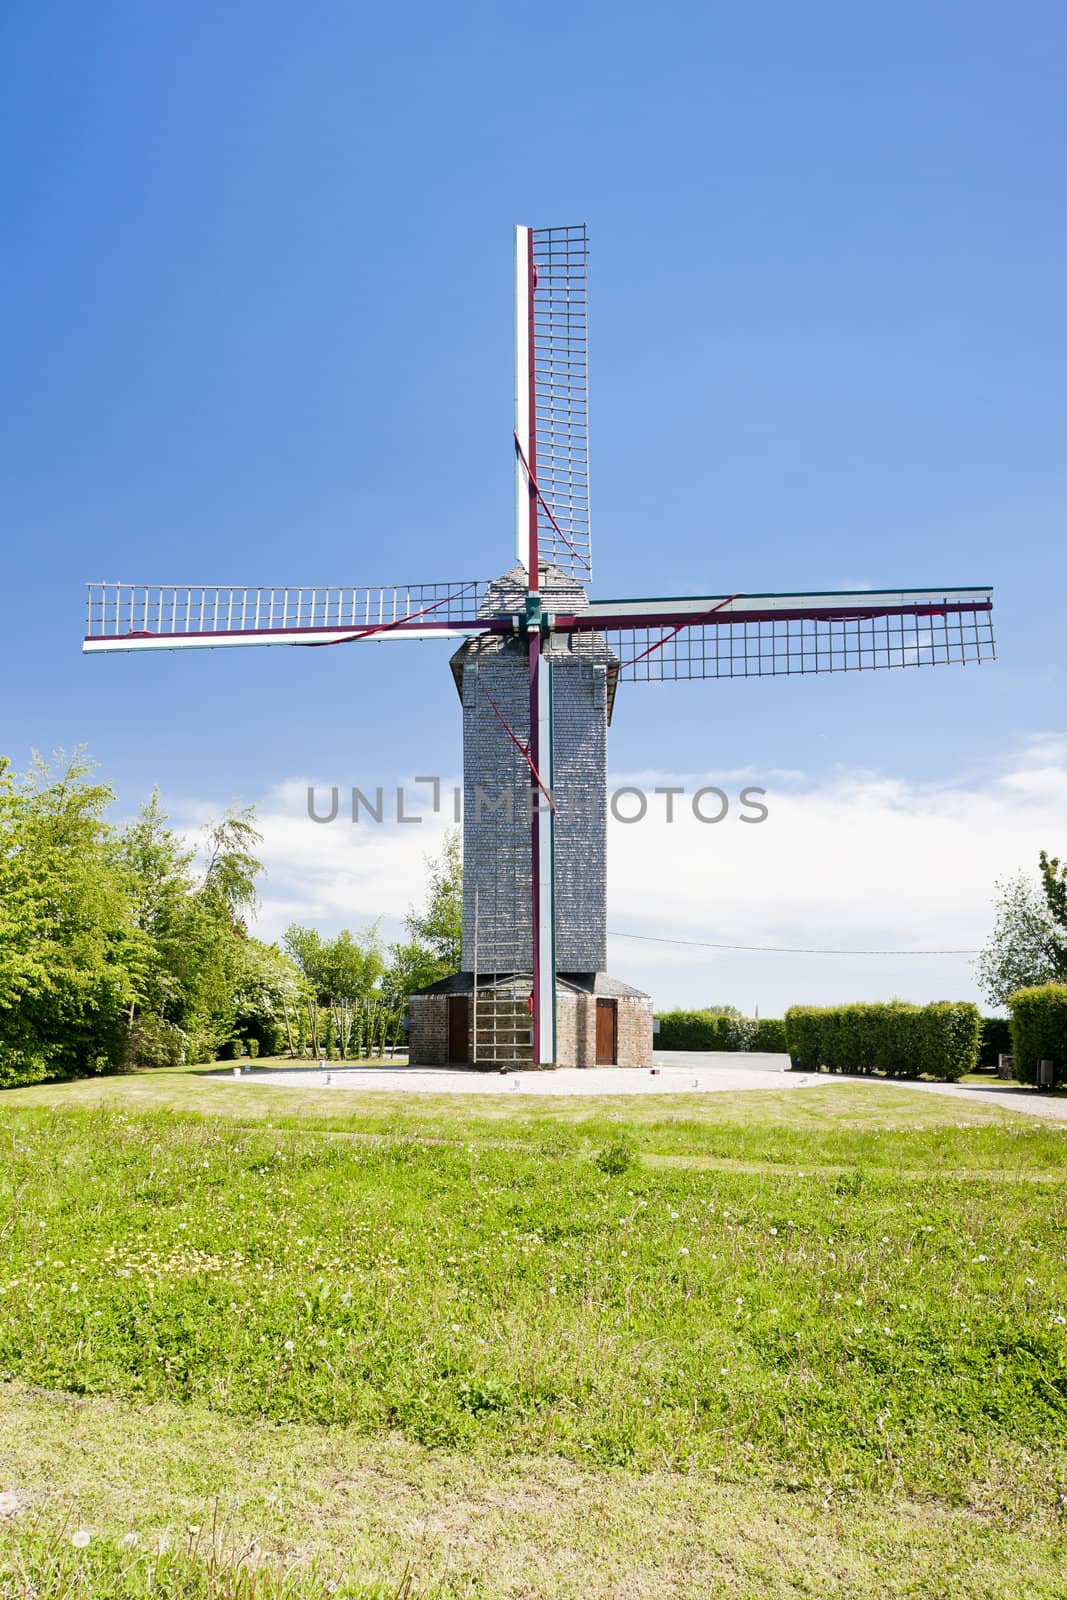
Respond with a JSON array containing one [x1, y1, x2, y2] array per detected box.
[[222, 1051, 815, 1097], [215, 1052, 1067, 1118]]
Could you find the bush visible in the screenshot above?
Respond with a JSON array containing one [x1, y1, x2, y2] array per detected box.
[[784, 1001, 979, 1081], [0, 1050, 49, 1090], [124, 1014, 187, 1071], [752, 1017, 787, 1052], [247, 1037, 260, 1059], [655, 1009, 787, 1052], [1008, 983, 1067, 1086]]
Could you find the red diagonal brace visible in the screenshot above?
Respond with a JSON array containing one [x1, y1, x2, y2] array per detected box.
[[481, 684, 557, 814]]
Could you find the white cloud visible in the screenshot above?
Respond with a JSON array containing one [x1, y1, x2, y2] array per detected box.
[[166, 736, 1066, 1017]]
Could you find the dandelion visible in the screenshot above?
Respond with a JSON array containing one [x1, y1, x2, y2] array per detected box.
[[71, 1530, 90, 1549], [283, 1339, 295, 1352], [642, 1397, 652, 1407], [1054, 1316, 1066, 1326], [678, 1247, 689, 1256], [670, 1210, 680, 1221], [450, 1323, 461, 1333], [122, 1532, 139, 1548], [720, 1367, 728, 1376], [768, 1227, 778, 1237]]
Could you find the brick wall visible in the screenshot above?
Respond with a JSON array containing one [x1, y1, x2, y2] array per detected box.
[[411, 989, 653, 1069], [409, 996, 449, 1066]]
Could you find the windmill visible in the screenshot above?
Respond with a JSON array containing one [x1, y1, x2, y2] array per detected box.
[[83, 222, 996, 1069]]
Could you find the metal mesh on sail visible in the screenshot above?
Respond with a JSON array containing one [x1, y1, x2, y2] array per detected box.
[[531, 225, 591, 580], [601, 606, 996, 683]]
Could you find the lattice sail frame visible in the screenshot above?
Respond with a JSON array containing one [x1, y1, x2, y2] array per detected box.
[[515, 225, 591, 582], [555, 589, 996, 682], [83, 581, 493, 650]]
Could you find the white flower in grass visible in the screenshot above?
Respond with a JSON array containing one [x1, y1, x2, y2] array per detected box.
[[1054, 1316, 1066, 1326], [678, 1247, 689, 1256], [122, 1532, 139, 1548], [71, 1530, 90, 1549], [768, 1227, 778, 1237], [283, 1339, 295, 1352]]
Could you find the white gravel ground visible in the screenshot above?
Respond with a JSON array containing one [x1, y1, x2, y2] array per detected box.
[[218, 1052, 827, 1097]]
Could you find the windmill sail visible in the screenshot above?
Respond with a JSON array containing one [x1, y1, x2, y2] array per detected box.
[[515, 225, 591, 582], [552, 587, 995, 682], [83, 580, 494, 652]]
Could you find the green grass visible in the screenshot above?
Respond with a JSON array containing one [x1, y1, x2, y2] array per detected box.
[[0, 1074, 1065, 1597]]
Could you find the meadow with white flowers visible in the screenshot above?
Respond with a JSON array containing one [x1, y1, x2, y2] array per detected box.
[[0, 1073, 1065, 1598]]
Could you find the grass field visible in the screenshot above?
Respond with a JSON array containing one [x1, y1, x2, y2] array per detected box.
[[0, 1070, 1065, 1597]]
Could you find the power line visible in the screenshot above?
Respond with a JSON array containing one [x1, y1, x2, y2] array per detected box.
[[607, 929, 978, 957]]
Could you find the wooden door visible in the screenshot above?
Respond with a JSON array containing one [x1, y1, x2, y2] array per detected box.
[[447, 996, 469, 1063], [595, 999, 617, 1065]]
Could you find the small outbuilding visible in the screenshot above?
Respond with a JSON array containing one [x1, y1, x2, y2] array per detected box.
[[409, 972, 653, 1070]]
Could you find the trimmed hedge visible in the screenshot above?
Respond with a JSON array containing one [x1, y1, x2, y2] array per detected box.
[[784, 1001, 980, 1082], [655, 1010, 788, 1053], [1007, 983, 1067, 1086]]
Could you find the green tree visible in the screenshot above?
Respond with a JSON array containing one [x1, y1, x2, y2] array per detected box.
[[388, 830, 462, 996], [0, 752, 135, 1086], [975, 869, 1067, 1009], [117, 796, 268, 1065], [1039, 851, 1067, 957]]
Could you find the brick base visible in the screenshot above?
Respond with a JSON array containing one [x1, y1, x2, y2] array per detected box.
[[409, 980, 653, 1069]]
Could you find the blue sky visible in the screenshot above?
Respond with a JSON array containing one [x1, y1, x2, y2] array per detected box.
[[3, 1, 1065, 1008]]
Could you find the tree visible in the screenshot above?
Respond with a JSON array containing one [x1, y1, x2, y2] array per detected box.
[[1039, 851, 1067, 950], [390, 830, 462, 995], [0, 751, 136, 1085], [975, 869, 1067, 1008], [283, 924, 384, 1058]]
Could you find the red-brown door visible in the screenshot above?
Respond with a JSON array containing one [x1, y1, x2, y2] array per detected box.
[[447, 996, 469, 1063], [595, 999, 617, 1065]]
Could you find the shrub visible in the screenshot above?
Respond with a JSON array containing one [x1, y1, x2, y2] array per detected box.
[[0, 1050, 49, 1090], [751, 1017, 787, 1052], [247, 1037, 260, 1059], [1008, 983, 1067, 1086], [784, 1001, 979, 1081], [124, 1014, 187, 1071], [655, 1009, 786, 1052]]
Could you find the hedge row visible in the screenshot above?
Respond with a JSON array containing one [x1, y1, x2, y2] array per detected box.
[[1008, 983, 1067, 1086], [655, 1010, 787, 1053], [784, 1001, 980, 1081]]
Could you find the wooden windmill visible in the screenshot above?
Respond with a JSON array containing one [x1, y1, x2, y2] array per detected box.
[[84, 223, 995, 1068]]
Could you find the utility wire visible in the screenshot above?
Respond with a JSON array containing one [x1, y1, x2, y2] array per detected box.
[[607, 930, 978, 957]]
